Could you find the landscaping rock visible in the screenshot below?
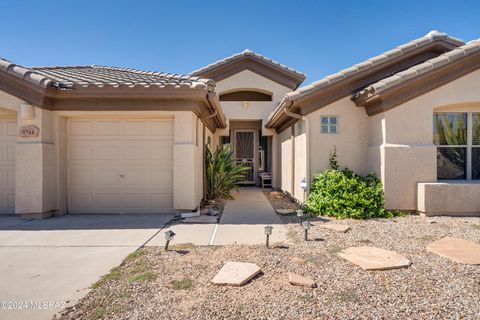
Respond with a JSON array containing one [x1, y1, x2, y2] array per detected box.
[[287, 272, 316, 288], [276, 209, 296, 215], [318, 223, 350, 233], [212, 262, 261, 286], [426, 237, 480, 265], [339, 246, 411, 270]]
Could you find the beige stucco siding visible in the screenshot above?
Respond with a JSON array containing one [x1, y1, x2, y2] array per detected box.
[[307, 97, 370, 177], [279, 128, 292, 194], [380, 69, 480, 210]]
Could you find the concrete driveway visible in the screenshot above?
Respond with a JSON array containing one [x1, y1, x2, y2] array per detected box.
[[0, 214, 173, 320]]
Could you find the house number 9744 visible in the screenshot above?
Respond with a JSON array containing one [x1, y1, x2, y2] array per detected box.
[[19, 125, 40, 137]]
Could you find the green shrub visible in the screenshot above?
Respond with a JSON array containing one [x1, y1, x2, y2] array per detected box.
[[205, 145, 247, 200], [305, 149, 403, 219]]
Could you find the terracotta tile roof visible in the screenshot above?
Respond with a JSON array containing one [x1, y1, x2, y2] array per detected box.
[[190, 49, 306, 79], [32, 65, 215, 90], [0, 57, 53, 88], [0, 58, 215, 91], [353, 39, 480, 101], [285, 31, 463, 102], [266, 30, 464, 127]]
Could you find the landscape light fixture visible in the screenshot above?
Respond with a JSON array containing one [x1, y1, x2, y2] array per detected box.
[[296, 209, 304, 225], [264, 225, 273, 248], [164, 230, 176, 250], [302, 220, 311, 241]]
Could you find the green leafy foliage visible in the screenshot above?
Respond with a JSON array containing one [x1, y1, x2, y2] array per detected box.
[[205, 145, 248, 200], [306, 150, 403, 219]]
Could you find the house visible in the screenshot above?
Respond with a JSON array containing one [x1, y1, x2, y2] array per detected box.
[[0, 30, 479, 218]]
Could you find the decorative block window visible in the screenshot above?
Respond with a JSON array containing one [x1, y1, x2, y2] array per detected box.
[[433, 112, 480, 180], [320, 116, 338, 133]]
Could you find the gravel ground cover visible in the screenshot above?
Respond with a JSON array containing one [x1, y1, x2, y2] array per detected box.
[[57, 215, 480, 320]]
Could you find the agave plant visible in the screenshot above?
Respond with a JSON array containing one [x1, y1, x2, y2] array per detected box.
[[205, 145, 248, 200]]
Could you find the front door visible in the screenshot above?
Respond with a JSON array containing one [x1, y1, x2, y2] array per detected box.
[[234, 130, 255, 184]]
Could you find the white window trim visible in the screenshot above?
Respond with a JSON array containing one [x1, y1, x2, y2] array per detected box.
[[320, 115, 339, 134], [435, 112, 480, 181]]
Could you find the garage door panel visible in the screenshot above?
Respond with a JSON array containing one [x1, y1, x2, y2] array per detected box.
[[95, 121, 121, 135], [124, 121, 147, 135], [152, 193, 173, 209], [69, 145, 93, 160], [0, 117, 16, 214], [68, 169, 93, 185], [94, 145, 121, 160], [69, 120, 93, 136], [67, 118, 174, 214]]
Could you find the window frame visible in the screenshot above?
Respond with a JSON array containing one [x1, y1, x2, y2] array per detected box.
[[434, 112, 480, 181], [320, 115, 339, 134]]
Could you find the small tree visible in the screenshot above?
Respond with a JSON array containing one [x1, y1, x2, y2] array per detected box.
[[205, 145, 248, 200]]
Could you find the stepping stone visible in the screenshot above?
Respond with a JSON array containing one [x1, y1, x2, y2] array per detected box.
[[183, 215, 218, 224], [287, 272, 316, 288], [338, 247, 411, 270], [212, 262, 261, 286], [318, 223, 350, 233], [276, 209, 295, 215], [426, 237, 480, 265]]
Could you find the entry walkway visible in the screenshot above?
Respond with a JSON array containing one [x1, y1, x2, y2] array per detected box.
[[151, 188, 289, 246], [213, 188, 289, 245]]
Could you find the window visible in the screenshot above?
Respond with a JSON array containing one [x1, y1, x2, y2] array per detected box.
[[321, 116, 338, 134], [433, 112, 480, 180], [219, 91, 272, 101]]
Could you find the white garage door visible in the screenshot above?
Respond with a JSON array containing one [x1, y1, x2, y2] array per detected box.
[[0, 117, 16, 214], [67, 118, 174, 214]]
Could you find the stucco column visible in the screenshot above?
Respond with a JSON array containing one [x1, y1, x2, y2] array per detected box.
[[173, 112, 199, 211], [15, 105, 61, 218]]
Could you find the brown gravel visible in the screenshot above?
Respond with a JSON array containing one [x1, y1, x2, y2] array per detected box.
[[57, 216, 480, 320]]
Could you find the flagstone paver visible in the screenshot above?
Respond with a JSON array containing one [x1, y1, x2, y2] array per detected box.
[[276, 209, 296, 215], [426, 237, 480, 264], [212, 262, 261, 286], [318, 223, 351, 233], [339, 246, 411, 270], [287, 272, 317, 288]]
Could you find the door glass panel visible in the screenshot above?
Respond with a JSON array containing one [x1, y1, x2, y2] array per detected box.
[[235, 132, 254, 158]]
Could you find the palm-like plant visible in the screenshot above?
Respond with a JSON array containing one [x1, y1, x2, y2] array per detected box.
[[205, 145, 248, 200]]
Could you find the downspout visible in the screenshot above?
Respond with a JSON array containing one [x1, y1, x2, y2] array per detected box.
[[201, 93, 219, 201], [283, 102, 310, 202]]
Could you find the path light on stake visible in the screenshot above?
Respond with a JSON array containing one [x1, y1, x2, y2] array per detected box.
[[164, 230, 176, 250], [296, 209, 304, 225], [264, 226, 273, 248], [302, 220, 311, 241]]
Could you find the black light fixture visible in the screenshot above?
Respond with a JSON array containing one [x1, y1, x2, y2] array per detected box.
[[264, 226, 273, 248], [164, 230, 176, 250], [302, 220, 311, 241], [296, 209, 304, 225]]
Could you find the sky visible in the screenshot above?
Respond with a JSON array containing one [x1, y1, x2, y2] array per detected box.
[[1, 0, 479, 85]]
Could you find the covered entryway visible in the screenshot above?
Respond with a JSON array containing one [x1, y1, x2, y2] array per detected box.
[[67, 118, 174, 214], [0, 116, 16, 214]]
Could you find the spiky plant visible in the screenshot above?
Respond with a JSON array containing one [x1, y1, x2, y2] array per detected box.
[[205, 145, 248, 200]]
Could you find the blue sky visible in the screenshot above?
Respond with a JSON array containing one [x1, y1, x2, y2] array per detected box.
[[1, 0, 478, 85]]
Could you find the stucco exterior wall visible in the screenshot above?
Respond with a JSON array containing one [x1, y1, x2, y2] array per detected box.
[[279, 128, 292, 194], [418, 182, 480, 216], [307, 96, 370, 177], [214, 69, 291, 188], [380, 69, 480, 211]]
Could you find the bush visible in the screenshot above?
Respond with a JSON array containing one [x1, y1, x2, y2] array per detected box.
[[305, 149, 402, 219], [205, 145, 247, 200]]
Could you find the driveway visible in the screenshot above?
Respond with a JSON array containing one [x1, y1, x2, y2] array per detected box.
[[0, 214, 173, 320]]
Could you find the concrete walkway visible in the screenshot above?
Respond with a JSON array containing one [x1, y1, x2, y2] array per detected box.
[[213, 188, 289, 245], [152, 188, 289, 247]]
